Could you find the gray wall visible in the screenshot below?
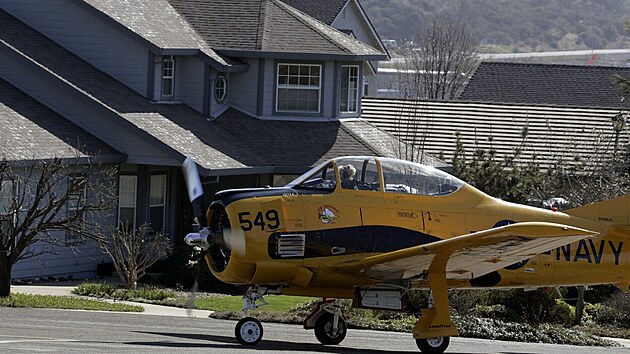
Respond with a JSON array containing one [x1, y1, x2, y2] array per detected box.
[[332, 1, 384, 97], [11, 165, 119, 280], [229, 59, 259, 115], [0, 41, 180, 167], [3, 0, 150, 96]]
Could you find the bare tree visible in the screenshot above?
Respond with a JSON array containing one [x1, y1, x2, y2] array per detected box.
[[0, 157, 117, 297], [396, 17, 480, 100], [390, 18, 480, 163], [392, 100, 434, 163], [99, 224, 171, 290]]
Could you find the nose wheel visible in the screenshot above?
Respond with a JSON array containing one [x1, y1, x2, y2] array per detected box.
[[235, 317, 263, 345]]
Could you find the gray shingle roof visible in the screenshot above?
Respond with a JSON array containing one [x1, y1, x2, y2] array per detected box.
[[280, 0, 348, 24], [459, 62, 630, 108], [362, 97, 628, 171], [0, 10, 405, 172], [82, 0, 234, 67], [0, 78, 123, 162], [83, 0, 384, 58], [166, 0, 382, 56]]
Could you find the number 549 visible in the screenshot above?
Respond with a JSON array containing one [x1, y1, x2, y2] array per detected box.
[[238, 209, 280, 231]]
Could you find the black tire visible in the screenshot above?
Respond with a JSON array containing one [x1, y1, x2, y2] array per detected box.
[[314, 313, 347, 345], [416, 336, 450, 354], [235, 317, 263, 345]]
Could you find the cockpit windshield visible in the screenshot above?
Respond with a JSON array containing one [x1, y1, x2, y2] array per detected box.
[[286, 157, 464, 196], [379, 157, 463, 196], [286, 161, 336, 191]]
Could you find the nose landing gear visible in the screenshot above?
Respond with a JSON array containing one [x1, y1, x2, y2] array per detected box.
[[234, 286, 272, 345]]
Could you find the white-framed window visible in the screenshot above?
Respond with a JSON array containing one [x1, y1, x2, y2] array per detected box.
[[66, 175, 87, 244], [162, 55, 175, 98], [215, 75, 227, 103], [340, 65, 359, 113], [276, 63, 321, 113], [149, 174, 167, 234], [118, 175, 137, 230]]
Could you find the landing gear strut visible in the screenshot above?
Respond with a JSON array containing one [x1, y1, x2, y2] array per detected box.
[[304, 299, 347, 345], [234, 286, 270, 345]]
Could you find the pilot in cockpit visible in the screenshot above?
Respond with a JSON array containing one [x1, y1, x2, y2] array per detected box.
[[339, 164, 358, 189]]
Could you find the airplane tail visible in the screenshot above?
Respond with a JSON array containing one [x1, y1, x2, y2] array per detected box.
[[564, 195, 630, 228]]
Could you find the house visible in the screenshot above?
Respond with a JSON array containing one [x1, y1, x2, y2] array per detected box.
[[361, 97, 629, 170], [362, 62, 630, 170], [458, 62, 630, 108], [0, 1, 442, 279]]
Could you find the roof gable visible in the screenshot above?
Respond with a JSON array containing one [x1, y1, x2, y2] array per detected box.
[[280, 0, 348, 24], [459, 62, 630, 108], [82, 0, 235, 68], [164, 0, 383, 57], [0, 78, 122, 162]]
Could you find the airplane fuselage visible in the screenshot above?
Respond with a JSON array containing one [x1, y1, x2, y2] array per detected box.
[[206, 183, 630, 297]]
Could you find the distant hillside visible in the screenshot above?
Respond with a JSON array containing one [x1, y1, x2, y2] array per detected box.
[[360, 0, 630, 52]]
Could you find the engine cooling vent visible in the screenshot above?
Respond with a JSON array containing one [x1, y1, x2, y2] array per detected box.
[[276, 234, 305, 258]]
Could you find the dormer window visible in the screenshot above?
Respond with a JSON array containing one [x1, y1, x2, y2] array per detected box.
[[276, 63, 321, 113], [340, 65, 359, 113], [215, 75, 227, 103], [162, 55, 175, 98]]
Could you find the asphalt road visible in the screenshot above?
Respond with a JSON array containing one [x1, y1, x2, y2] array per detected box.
[[1, 307, 629, 354]]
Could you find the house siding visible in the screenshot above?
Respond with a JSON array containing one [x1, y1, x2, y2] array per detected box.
[[10, 165, 119, 280], [331, 1, 383, 96], [3, 1, 149, 96], [230, 59, 259, 115], [0, 42, 179, 167], [12, 239, 108, 280], [177, 56, 205, 112]]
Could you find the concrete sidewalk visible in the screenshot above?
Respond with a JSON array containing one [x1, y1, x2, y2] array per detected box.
[[11, 283, 214, 318]]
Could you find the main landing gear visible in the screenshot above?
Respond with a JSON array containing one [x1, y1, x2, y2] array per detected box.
[[233, 287, 348, 346], [304, 299, 347, 345]]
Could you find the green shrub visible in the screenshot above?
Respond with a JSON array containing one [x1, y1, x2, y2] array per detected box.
[[469, 304, 521, 322], [401, 289, 429, 314], [594, 304, 630, 328], [454, 315, 617, 346], [448, 290, 490, 316], [125, 286, 173, 301], [489, 288, 573, 326], [73, 282, 116, 297]]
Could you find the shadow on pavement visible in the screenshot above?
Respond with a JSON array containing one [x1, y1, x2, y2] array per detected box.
[[129, 331, 421, 353]]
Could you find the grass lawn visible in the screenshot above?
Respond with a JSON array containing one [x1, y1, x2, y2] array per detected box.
[[195, 294, 312, 312], [0, 293, 143, 312]]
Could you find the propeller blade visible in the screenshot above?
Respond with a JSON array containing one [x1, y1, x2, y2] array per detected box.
[[182, 157, 207, 228], [186, 249, 205, 317]]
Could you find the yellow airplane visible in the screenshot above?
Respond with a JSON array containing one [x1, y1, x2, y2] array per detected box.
[[182, 156, 628, 353]]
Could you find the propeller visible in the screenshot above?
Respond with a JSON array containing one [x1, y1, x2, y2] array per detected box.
[[182, 157, 209, 316]]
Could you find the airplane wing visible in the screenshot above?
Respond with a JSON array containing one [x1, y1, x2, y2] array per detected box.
[[333, 222, 597, 282]]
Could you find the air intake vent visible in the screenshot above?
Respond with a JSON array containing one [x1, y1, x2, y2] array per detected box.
[[276, 234, 305, 258]]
